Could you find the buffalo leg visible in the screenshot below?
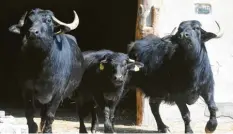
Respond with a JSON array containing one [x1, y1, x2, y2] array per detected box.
[[40, 104, 47, 132], [23, 90, 38, 133], [42, 95, 61, 133], [93, 93, 116, 133], [175, 101, 193, 133], [79, 115, 88, 133], [75, 92, 96, 133], [103, 103, 114, 133], [93, 93, 115, 133], [104, 98, 121, 133], [201, 91, 218, 133], [149, 99, 169, 133], [95, 97, 114, 133], [91, 105, 99, 133], [76, 101, 90, 133], [109, 99, 120, 131], [77, 105, 88, 133]]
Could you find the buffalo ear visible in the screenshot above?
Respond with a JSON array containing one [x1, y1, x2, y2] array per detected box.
[[127, 61, 144, 72], [9, 24, 21, 34], [100, 54, 112, 64], [98, 56, 109, 71], [100, 59, 108, 64], [201, 29, 217, 42], [100, 58, 108, 64]]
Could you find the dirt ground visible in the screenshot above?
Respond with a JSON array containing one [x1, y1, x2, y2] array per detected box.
[[3, 101, 233, 133]]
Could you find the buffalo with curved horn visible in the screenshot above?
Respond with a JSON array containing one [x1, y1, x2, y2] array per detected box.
[[9, 8, 85, 133], [128, 20, 224, 133]]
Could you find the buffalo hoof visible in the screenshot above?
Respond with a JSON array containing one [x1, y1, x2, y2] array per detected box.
[[79, 126, 88, 133], [91, 129, 96, 133], [79, 129, 88, 133], [205, 128, 213, 134], [185, 130, 193, 134], [42, 125, 52, 133], [185, 126, 193, 133], [40, 120, 45, 132], [28, 122, 38, 133], [104, 128, 115, 133], [104, 130, 115, 133], [104, 122, 115, 133], [205, 119, 218, 133], [158, 126, 170, 133], [43, 128, 52, 133], [91, 124, 98, 133]]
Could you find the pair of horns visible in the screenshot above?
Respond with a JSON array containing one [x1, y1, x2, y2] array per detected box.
[[168, 21, 224, 38], [17, 10, 79, 33]]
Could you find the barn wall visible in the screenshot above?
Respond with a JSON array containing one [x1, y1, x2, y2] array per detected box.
[[156, 0, 233, 103]]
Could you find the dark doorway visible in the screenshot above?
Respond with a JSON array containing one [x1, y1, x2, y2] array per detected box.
[[0, 0, 138, 110]]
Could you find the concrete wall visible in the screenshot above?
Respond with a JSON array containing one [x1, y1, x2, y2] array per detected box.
[[156, 0, 233, 103]]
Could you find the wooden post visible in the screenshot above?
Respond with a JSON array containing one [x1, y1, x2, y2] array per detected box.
[[135, 0, 161, 126], [135, 0, 143, 125]]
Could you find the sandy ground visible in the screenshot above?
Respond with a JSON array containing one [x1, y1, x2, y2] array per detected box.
[[3, 100, 233, 134]]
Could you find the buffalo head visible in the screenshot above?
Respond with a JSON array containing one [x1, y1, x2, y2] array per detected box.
[[8, 8, 79, 50], [98, 53, 144, 87], [174, 20, 223, 51]]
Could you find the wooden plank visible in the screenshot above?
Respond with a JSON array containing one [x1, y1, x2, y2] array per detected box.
[[136, 88, 143, 125], [135, 0, 143, 126], [135, 0, 161, 126]]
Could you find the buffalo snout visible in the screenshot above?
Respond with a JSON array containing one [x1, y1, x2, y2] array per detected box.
[[113, 74, 124, 82], [28, 28, 40, 38]]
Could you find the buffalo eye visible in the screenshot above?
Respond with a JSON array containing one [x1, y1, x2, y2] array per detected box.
[[47, 19, 52, 23], [193, 27, 200, 31]]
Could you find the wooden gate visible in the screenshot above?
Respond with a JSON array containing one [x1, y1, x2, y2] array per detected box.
[[134, 0, 162, 126]]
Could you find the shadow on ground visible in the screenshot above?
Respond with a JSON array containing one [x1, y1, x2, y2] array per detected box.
[[3, 107, 137, 126], [2, 108, 157, 133], [2, 105, 233, 133], [74, 126, 157, 133]]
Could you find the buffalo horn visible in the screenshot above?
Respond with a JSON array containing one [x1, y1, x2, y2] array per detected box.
[[52, 10, 79, 32], [214, 21, 224, 38]]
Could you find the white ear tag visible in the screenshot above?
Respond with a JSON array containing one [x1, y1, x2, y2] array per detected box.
[[134, 65, 140, 72]]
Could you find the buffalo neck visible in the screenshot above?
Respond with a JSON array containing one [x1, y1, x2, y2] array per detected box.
[[184, 44, 207, 68], [20, 34, 72, 79], [171, 36, 205, 67]]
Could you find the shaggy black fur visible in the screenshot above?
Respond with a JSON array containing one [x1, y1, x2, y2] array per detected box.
[[75, 50, 143, 133], [8, 8, 84, 133]]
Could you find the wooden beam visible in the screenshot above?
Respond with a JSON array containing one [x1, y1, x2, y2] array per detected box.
[[135, 0, 143, 126], [135, 0, 161, 126], [136, 88, 143, 125]]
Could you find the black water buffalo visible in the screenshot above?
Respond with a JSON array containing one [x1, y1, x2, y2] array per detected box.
[[127, 20, 223, 133], [8, 8, 84, 133], [75, 50, 144, 133]]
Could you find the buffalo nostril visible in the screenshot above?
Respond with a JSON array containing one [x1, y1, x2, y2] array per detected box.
[[113, 76, 117, 81], [34, 30, 39, 35], [113, 75, 123, 81], [32, 30, 39, 36], [29, 29, 39, 37]]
